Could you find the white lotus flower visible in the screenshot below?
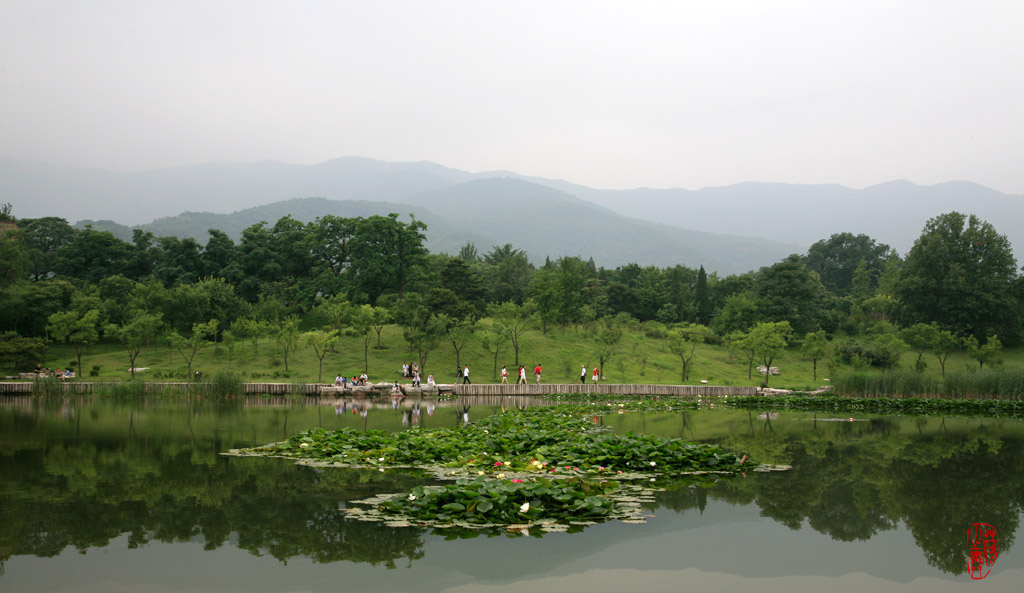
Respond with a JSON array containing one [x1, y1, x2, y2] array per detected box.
[[650, 461, 657, 466], [520, 502, 530, 513], [408, 494, 416, 501]]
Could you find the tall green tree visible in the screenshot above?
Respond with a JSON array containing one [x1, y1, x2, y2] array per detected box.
[[930, 328, 960, 377], [805, 232, 894, 296], [305, 329, 340, 383], [487, 301, 535, 366], [802, 330, 829, 381], [47, 308, 101, 377], [350, 213, 428, 305], [756, 256, 827, 335], [896, 212, 1020, 343], [276, 317, 301, 372], [593, 316, 625, 380], [107, 312, 163, 379], [483, 244, 534, 304], [169, 320, 218, 378], [747, 321, 793, 385]]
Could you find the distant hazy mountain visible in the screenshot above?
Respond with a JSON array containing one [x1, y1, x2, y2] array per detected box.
[[528, 178, 1024, 257], [401, 178, 796, 273], [6, 156, 1022, 263], [75, 181, 797, 274]]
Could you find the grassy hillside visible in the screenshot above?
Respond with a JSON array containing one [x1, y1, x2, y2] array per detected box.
[[24, 319, 1024, 390]]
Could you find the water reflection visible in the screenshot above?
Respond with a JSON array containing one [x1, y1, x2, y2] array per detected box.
[[0, 396, 1021, 582]]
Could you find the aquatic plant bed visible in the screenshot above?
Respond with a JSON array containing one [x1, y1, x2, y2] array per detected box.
[[724, 394, 1024, 417], [229, 401, 781, 530]]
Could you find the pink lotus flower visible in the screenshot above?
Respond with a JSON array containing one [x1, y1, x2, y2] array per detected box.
[[511, 479, 524, 483]]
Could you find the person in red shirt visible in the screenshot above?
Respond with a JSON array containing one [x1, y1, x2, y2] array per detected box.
[[534, 364, 542, 384]]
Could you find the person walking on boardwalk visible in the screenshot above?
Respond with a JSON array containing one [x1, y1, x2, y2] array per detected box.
[[592, 366, 600, 383], [518, 365, 527, 384], [463, 365, 471, 384], [501, 366, 508, 384], [534, 364, 542, 384], [580, 364, 587, 384]]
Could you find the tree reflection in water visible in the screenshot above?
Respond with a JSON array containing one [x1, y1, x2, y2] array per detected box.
[[0, 397, 1021, 577]]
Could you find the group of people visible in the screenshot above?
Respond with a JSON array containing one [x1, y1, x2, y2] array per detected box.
[[331, 362, 606, 388], [496, 364, 544, 384], [580, 364, 601, 383], [334, 372, 369, 386], [34, 365, 72, 379]]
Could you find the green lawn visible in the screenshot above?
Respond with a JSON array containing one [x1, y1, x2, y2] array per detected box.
[[16, 320, 1024, 388]]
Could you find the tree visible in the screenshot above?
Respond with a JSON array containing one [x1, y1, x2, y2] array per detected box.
[[447, 317, 477, 369], [866, 327, 907, 371], [169, 320, 218, 378], [391, 293, 443, 373], [667, 324, 711, 383], [231, 317, 268, 356], [0, 225, 31, 287], [347, 305, 381, 374], [747, 321, 793, 385], [350, 213, 428, 305], [694, 265, 712, 325], [964, 335, 1003, 370], [107, 312, 162, 379], [900, 323, 940, 371], [931, 328, 960, 378], [305, 329, 339, 383], [896, 212, 1020, 343], [805, 233, 894, 296], [483, 244, 534, 304], [276, 317, 301, 372], [593, 316, 625, 380], [724, 331, 757, 380], [802, 330, 829, 381], [47, 308, 101, 377], [20, 216, 76, 281], [756, 256, 827, 335], [316, 295, 353, 332], [711, 292, 760, 335], [479, 322, 509, 380], [487, 301, 535, 366], [0, 331, 48, 371]]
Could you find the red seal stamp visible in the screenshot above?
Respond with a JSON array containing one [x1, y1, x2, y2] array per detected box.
[[966, 523, 998, 580]]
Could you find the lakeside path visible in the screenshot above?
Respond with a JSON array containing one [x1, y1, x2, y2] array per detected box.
[[0, 381, 756, 397]]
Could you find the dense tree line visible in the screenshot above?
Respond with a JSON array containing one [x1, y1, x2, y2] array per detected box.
[[1, 202, 1021, 378]]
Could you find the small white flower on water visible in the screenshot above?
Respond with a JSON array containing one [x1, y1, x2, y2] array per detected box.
[[379, 468, 384, 472], [520, 502, 530, 513], [300, 443, 309, 448], [650, 461, 657, 466], [378, 457, 385, 462]]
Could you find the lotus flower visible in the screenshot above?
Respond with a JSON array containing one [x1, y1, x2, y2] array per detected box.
[[520, 502, 530, 513]]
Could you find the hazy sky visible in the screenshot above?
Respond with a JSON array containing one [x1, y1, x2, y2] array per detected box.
[[2, 0, 1022, 193]]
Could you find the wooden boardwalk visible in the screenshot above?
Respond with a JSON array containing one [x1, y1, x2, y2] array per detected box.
[[0, 380, 755, 397]]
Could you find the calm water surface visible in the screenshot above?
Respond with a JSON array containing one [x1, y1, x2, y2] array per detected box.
[[1, 395, 1021, 592]]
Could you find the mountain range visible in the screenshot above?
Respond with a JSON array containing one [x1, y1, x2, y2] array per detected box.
[[3, 156, 1022, 274]]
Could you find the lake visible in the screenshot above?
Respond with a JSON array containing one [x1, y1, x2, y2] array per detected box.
[[1, 394, 1021, 592]]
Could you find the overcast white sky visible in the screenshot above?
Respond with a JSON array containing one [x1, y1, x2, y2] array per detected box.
[[1, 0, 1022, 193]]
